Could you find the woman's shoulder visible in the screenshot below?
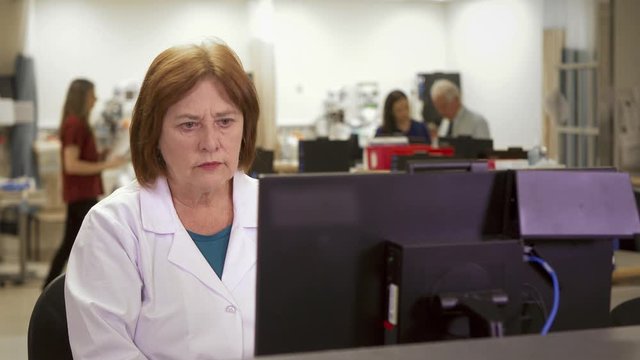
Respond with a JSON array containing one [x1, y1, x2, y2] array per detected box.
[[411, 120, 429, 132], [62, 115, 85, 128], [410, 119, 426, 127], [60, 115, 90, 137], [90, 181, 142, 219], [88, 178, 179, 235]]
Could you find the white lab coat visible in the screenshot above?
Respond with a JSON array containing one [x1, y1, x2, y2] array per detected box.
[[65, 172, 258, 359]]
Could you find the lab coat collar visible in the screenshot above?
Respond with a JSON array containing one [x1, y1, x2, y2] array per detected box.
[[223, 172, 258, 291], [139, 177, 178, 234], [139, 172, 258, 232], [140, 172, 258, 297], [232, 171, 258, 228]]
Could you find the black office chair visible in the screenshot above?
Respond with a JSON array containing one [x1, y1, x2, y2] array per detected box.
[[248, 148, 275, 178], [611, 297, 640, 327], [28, 274, 73, 360]]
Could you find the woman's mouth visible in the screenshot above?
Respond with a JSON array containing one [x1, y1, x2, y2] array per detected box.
[[197, 161, 222, 170]]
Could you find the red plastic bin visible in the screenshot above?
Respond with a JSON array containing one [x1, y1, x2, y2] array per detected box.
[[365, 144, 454, 170]]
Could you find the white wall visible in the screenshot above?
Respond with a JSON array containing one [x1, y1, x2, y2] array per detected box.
[[28, 0, 547, 148], [445, 0, 543, 149], [32, 0, 250, 128], [273, 0, 448, 126], [543, 0, 596, 52]]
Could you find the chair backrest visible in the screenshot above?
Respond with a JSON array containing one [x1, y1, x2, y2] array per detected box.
[[611, 297, 640, 327], [249, 148, 275, 178], [28, 274, 72, 360]]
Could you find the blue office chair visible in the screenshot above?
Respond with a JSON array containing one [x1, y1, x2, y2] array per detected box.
[[28, 274, 73, 360]]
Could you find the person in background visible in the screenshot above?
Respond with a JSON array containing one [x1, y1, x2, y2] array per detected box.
[[42, 79, 127, 289], [375, 90, 430, 144], [64, 41, 260, 359], [431, 79, 491, 140]]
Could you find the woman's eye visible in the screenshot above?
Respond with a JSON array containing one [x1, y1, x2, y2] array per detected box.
[[217, 118, 233, 128], [181, 121, 198, 129]]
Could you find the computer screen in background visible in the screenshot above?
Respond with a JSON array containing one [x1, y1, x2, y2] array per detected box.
[[439, 136, 493, 159], [298, 138, 351, 173], [391, 153, 431, 172], [487, 147, 528, 160], [406, 159, 490, 173]]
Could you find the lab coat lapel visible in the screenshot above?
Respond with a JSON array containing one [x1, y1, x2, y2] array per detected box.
[[140, 177, 236, 303], [222, 173, 258, 292], [167, 228, 236, 303]]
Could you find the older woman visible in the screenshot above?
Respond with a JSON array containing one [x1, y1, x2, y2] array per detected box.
[[64, 41, 259, 359]]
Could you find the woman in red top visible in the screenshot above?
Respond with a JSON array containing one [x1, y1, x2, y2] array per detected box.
[[43, 79, 127, 288]]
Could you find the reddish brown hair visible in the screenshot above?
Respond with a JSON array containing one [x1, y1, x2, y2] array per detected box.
[[130, 41, 259, 187]]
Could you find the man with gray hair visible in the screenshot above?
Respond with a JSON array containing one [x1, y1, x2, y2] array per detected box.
[[430, 79, 491, 139]]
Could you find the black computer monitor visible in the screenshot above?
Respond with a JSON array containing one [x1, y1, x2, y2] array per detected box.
[[298, 138, 351, 173], [255, 170, 638, 356], [255, 171, 512, 356], [439, 136, 493, 159], [487, 147, 528, 160], [256, 172, 506, 355], [406, 159, 489, 173], [390, 153, 431, 172]]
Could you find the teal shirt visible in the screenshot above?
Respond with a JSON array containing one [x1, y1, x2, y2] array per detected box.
[[188, 225, 232, 279]]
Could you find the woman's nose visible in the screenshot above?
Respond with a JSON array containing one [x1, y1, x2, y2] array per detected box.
[[199, 126, 221, 152]]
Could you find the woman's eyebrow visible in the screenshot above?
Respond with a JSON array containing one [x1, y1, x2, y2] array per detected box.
[[175, 113, 201, 120], [173, 109, 240, 120], [212, 110, 241, 118]]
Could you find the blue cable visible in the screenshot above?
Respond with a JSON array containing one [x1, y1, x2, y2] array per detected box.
[[525, 255, 560, 335]]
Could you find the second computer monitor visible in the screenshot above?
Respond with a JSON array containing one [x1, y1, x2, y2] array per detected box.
[[439, 136, 493, 159], [298, 138, 351, 173], [406, 159, 490, 173]]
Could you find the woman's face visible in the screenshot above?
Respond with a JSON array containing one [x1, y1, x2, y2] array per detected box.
[[392, 98, 410, 125], [86, 88, 97, 112], [159, 77, 244, 195]]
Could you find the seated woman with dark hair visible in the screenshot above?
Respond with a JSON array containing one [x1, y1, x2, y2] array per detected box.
[[375, 90, 430, 144]]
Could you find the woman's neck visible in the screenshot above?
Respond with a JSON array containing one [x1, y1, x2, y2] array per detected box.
[[396, 118, 411, 132], [169, 180, 234, 235]]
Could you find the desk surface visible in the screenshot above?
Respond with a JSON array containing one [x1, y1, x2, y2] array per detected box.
[[614, 250, 640, 283], [633, 179, 640, 188], [630, 172, 640, 188], [258, 325, 640, 360]]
